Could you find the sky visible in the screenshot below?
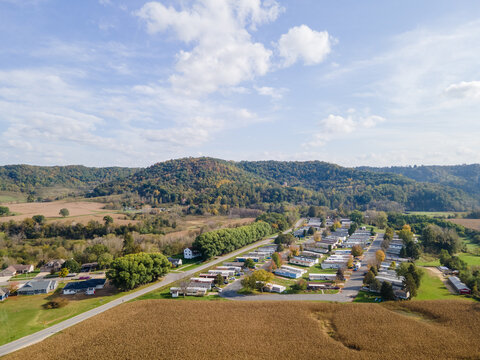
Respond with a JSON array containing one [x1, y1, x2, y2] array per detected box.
[[1, 0, 480, 168]]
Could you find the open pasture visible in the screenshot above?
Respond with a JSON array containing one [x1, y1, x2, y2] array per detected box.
[[5, 300, 480, 360]]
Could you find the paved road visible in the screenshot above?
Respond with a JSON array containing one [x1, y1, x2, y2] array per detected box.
[[0, 219, 304, 357], [222, 235, 382, 302]]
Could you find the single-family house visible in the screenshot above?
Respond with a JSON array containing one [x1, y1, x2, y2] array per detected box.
[[62, 278, 107, 295], [41, 259, 65, 272], [168, 258, 183, 267], [17, 280, 57, 295], [0, 264, 34, 277], [183, 247, 202, 259], [80, 262, 98, 273]]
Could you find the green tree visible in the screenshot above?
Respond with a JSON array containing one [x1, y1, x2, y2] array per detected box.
[[349, 210, 364, 224], [0, 206, 9, 216], [62, 259, 80, 273], [106, 252, 171, 290], [241, 269, 274, 291], [272, 252, 282, 269], [123, 232, 140, 255], [370, 278, 381, 292], [275, 233, 295, 246], [215, 273, 224, 285], [59, 208, 69, 217], [403, 273, 417, 298], [291, 278, 308, 293], [336, 268, 345, 282], [307, 227, 316, 235], [244, 258, 255, 269], [380, 281, 395, 300], [363, 270, 375, 285], [32, 215, 46, 225], [98, 253, 114, 269], [103, 215, 114, 226]]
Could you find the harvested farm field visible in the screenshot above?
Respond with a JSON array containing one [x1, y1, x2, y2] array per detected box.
[[0, 200, 135, 225], [5, 300, 480, 360], [449, 218, 480, 231]]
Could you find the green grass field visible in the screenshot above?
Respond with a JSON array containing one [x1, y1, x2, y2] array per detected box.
[[414, 270, 459, 301], [457, 253, 480, 266], [0, 281, 160, 345]]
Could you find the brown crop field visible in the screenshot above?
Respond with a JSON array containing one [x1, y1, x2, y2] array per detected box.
[[0, 200, 136, 225], [449, 218, 480, 231], [5, 300, 480, 360]]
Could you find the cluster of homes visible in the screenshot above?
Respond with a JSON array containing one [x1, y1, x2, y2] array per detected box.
[[0, 258, 107, 301], [170, 264, 242, 297], [235, 245, 277, 263]]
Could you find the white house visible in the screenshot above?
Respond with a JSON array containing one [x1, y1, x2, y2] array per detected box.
[[184, 247, 202, 259]]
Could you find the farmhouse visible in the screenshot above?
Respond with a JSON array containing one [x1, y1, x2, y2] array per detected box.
[[183, 247, 201, 260], [62, 279, 107, 295], [448, 276, 471, 294], [17, 280, 57, 295], [289, 256, 317, 267], [0, 264, 34, 277]]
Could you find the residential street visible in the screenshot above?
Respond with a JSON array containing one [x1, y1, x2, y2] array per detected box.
[[0, 219, 304, 357], [222, 234, 382, 302]]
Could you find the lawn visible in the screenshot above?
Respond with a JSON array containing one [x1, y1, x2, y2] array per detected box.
[[353, 290, 380, 303], [9, 271, 41, 280], [457, 253, 480, 266], [0, 281, 159, 345], [414, 270, 459, 301]]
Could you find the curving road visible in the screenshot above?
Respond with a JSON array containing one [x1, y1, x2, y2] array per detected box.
[[0, 220, 305, 357]]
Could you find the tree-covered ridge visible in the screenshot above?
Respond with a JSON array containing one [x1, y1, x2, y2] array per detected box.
[[360, 164, 480, 197], [90, 157, 476, 211], [0, 164, 137, 193]]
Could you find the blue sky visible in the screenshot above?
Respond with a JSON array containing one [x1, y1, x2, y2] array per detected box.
[[1, 0, 480, 167]]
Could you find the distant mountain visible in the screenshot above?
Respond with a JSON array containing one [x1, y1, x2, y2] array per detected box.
[[1, 159, 477, 211], [359, 164, 480, 197], [0, 165, 137, 193]]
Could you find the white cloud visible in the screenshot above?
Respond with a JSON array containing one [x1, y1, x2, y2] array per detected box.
[[135, 0, 280, 96], [304, 111, 385, 147], [254, 85, 286, 99], [277, 25, 332, 67], [444, 81, 480, 99]]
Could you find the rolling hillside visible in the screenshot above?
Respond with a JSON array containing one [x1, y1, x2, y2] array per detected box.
[[0, 158, 477, 211]]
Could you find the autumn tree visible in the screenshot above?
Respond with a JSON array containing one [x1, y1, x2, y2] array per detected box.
[[59, 268, 69, 278], [351, 245, 364, 257], [375, 250, 386, 264], [336, 268, 345, 282]]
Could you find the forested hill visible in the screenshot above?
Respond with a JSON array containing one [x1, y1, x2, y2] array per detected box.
[[359, 164, 480, 197], [90, 158, 477, 211], [1, 159, 478, 211], [0, 165, 137, 193]]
